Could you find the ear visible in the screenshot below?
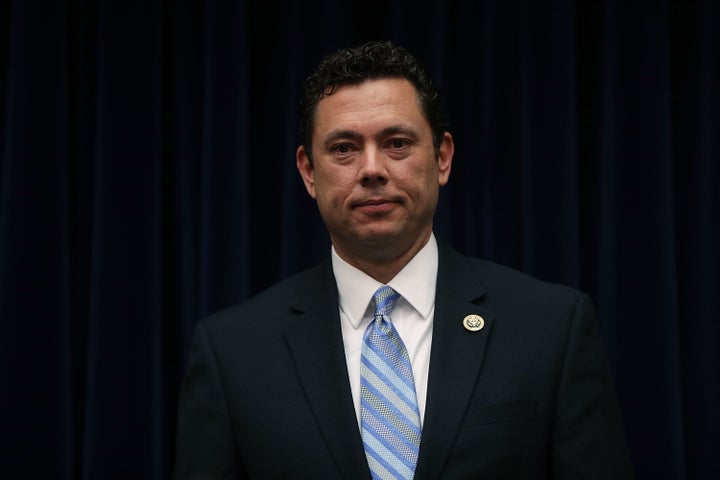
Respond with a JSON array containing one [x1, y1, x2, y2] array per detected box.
[[437, 132, 454, 186], [296, 145, 317, 199]]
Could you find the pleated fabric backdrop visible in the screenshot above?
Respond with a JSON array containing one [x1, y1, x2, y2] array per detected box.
[[0, 1, 717, 478]]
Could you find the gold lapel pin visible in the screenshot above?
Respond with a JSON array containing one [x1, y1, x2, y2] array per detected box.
[[463, 314, 485, 332]]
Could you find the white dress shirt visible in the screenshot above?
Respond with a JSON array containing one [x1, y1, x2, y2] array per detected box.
[[331, 234, 438, 427]]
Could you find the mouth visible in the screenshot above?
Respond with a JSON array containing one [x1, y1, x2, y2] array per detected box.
[[353, 197, 400, 215], [358, 198, 392, 206]]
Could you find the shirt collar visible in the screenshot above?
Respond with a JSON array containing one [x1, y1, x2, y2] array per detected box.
[[331, 233, 439, 329]]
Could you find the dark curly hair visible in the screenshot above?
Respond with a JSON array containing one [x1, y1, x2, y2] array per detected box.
[[299, 41, 447, 163]]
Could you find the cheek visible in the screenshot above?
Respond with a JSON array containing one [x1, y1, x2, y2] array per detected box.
[[314, 170, 353, 206], [401, 164, 438, 196]]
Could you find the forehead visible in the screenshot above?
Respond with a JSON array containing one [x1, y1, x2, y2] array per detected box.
[[312, 78, 429, 138]]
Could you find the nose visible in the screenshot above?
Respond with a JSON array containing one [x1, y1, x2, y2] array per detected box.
[[358, 147, 388, 186]]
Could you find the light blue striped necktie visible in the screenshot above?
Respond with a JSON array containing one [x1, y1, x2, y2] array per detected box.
[[361, 286, 421, 480]]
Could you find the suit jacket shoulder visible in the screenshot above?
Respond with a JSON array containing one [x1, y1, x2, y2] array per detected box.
[[202, 256, 336, 341]]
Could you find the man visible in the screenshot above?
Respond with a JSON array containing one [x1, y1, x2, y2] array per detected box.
[[174, 41, 635, 479]]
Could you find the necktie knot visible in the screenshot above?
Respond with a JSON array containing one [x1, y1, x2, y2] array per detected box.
[[372, 285, 400, 319]]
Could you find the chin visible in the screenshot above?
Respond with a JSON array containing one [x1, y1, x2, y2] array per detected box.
[[356, 224, 403, 242]]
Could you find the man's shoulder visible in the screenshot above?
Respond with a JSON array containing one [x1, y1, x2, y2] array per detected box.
[[444, 250, 595, 344], [445, 246, 588, 307], [201, 258, 330, 335]]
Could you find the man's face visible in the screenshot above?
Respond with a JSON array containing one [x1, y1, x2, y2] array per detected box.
[[296, 78, 453, 263]]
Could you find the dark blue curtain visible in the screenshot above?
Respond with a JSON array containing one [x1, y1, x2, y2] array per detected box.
[[0, 0, 717, 478]]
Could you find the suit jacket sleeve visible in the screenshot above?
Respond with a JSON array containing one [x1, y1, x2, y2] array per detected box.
[[551, 293, 635, 479], [173, 322, 245, 480]]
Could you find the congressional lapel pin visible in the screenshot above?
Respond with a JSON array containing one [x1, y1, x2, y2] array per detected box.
[[463, 314, 485, 332]]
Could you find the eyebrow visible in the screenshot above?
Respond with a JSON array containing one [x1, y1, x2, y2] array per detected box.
[[323, 129, 362, 149], [378, 125, 419, 140]]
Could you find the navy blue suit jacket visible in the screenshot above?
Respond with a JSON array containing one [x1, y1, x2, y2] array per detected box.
[[174, 242, 635, 479]]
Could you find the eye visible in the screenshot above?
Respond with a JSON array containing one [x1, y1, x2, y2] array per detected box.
[[388, 138, 409, 149], [330, 143, 354, 154]]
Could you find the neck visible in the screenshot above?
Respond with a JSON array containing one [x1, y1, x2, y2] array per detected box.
[[333, 230, 432, 284]]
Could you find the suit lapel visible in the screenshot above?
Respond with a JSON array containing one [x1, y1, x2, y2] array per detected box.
[[283, 259, 371, 480], [415, 243, 494, 480]]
